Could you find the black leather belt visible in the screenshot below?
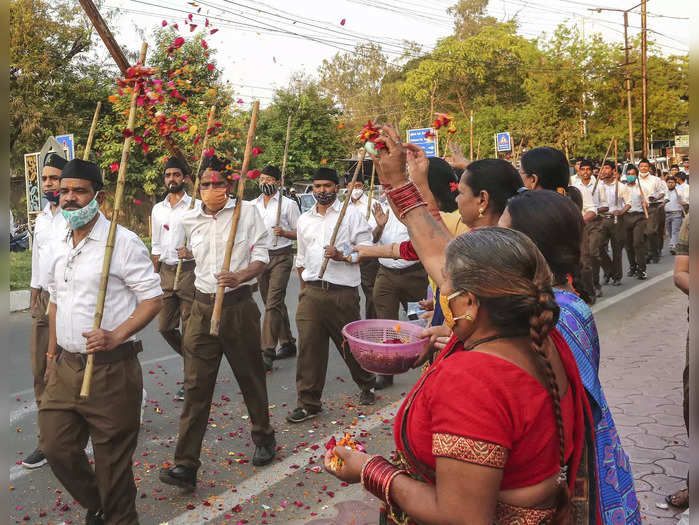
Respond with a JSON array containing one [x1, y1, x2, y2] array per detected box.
[[57, 340, 143, 366], [305, 280, 354, 291], [194, 285, 252, 305], [379, 262, 425, 275], [162, 260, 195, 271], [268, 245, 293, 256]]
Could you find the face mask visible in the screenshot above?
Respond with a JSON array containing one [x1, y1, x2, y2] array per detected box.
[[167, 182, 185, 194], [626, 175, 637, 184], [351, 188, 364, 200], [200, 187, 229, 211], [439, 290, 470, 330], [260, 183, 277, 196], [62, 197, 99, 230], [314, 191, 336, 206], [44, 190, 60, 206]]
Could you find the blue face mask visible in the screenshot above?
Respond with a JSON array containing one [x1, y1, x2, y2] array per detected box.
[[626, 175, 637, 184], [62, 197, 99, 230]]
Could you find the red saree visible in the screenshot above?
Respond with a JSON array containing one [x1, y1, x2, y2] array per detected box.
[[382, 329, 599, 525]]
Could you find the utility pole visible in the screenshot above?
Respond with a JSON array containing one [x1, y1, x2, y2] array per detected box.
[[589, 3, 642, 164], [641, 0, 648, 158], [469, 110, 474, 161]]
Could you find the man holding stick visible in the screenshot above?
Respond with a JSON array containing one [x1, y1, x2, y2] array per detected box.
[[287, 167, 377, 424], [637, 158, 666, 263], [40, 159, 163, 525], [253, 164, 300, 371], [151, 157, 197, 400], [23, 152, 68, 470], [622, 165, 650, 280], [572, 159, 601, 300], [160, 155, 276, 490]]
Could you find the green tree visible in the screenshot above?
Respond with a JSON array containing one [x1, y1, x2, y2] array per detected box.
[[448, 0, 498, 39]]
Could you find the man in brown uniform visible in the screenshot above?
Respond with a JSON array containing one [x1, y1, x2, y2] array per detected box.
[[41, 159, 163, 525], [160, 156, 276, 491], [150, 157, 197, 400]]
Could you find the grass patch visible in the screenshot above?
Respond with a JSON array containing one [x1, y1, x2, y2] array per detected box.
[[10, 250, 32, 291]]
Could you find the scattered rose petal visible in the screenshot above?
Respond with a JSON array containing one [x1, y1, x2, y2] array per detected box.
[[210, 28, 218, 34], [190, 24, 198, 32], [162, 20, 168, 26], [340, 18, 346, 25]]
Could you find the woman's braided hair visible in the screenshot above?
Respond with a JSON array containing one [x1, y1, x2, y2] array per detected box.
[[445, 227, 571, 523]]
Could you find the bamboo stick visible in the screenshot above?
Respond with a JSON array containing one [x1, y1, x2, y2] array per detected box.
[[366, 162, 376, 221], [273, 115, 292, 247], [476, 138, 481, 160], [209, 101, 260, 336], [592, 137, 615, 195], [636, 169, 650, 219], [318, 149, 366, 280], [173, 105, 216, 291], [80, 42, 148, 398], [83, 102, 102, 161]]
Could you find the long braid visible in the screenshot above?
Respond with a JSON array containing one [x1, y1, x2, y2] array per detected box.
[[528, 287, 572, 524]]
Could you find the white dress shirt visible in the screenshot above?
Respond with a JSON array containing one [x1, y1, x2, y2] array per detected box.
[[595, 182, 629, 214], [251, 191, 301, 250], [151, 193, 197, 265], [677, 182, 690, 204], [47, 212, 162, 353], [350, 193, 377, 229], [637, 173, 665, 201], [174, 198, 269, 294], [665, 188, 685, 212], [376, 205, 416, 269], [31, 202, 68, 290], [625, 184, 647, 213], [296, 199, 372, 286], [572, 178, 598, 216]]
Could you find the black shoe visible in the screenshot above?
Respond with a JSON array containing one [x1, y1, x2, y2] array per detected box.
[[627, 267, 637, 277], [594, 286, 603, 298], [159, 465, 196, 490], [670, 246, 677, 255], [174, 387, 185, 401], [359, 389, 376, 405], [652, 256, 660, 264], [612, 278, 622, 286], [603, 275, 611, 285], [85, 509, 105, 525], [263, 355, 273, 372], [252, 441, 276, 466], [275, 342, 297, 359], [286, 407, 320, 424], [637, 271, 648, 280], [375, 375, 393, 390], [22, 447, 47, 469]]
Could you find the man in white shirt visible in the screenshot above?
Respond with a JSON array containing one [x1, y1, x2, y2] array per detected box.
[[23, 152, 68, 470], [621, 165, 650, 280], [676, 172, 690, 209], [595, 161, 630, 286], [637, 158, 666, 263], [287, 167, 376, 424], [252, 165, 301, 370], [572, 159, 601, 299], [41, 159, 163, 525], [160, 155, 276, 491], [150, 157, 196, 401], [664, 175, 687, 253], [346, 164, 379, 320]]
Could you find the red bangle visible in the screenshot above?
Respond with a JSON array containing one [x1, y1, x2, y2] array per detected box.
[[387, 182, 426, 220], [361, 456, 406, 505]]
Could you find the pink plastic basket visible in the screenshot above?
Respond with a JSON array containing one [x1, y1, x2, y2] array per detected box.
[[342, 319, 429, 375]]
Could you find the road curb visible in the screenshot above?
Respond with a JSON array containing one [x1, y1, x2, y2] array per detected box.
[[10, 290, 30, 312]]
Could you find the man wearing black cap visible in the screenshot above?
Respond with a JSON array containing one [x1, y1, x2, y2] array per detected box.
[[151, 157, 197, 400], [252, 164, 301, 371], [22, 152, 68, 470], [40, 158, 163, 525], [287, 167, 377, 424], [160, 155, 276, 491]]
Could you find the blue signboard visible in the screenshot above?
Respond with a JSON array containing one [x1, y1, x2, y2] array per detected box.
[[407, 128, 438, 158], [55, 134, 75, 160], [496, 132, 512, 152]]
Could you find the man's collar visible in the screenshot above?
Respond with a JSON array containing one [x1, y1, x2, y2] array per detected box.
[[164, 192, 190, 208], [311, 198, 341, 216], [87, 211, 109, 241]]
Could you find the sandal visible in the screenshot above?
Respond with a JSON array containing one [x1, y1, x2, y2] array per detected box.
[[665, 488, 689, 509]]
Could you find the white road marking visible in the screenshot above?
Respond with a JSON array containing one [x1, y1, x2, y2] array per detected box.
[[591, 270, 673, 314], [163, 400, 401, 525], [10, 442, 94, 482]]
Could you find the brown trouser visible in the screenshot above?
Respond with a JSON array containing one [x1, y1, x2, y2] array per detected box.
[[295, 283, 376, 411], [624, 212, 648, 272], [597, 216, 625, 281], [30, 288, 50, 403], [158, 261, 195, 355], [38, 349, 143, 525], [581, 218, 604, 293], [646, 204, 663, 258], [359, 258, 379, 319], [259, 247, 295, 359], [373, 263, 429, 320], [174, 287, 275, 470]]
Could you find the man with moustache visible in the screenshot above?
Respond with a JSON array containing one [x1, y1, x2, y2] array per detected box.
[[22, 152, 68, 469], [150, 157, 197, 400], [572, 159, 601, 299], [40, 159, 163, 524]]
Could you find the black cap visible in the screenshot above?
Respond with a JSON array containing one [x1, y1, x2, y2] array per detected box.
[[44, 153, 67, 170], [261, 165, 281, 180], [164, 156, 189, 175], [311, 167, 339, 184], [61, 159, 103, 191], [198, 154, 229, 178]]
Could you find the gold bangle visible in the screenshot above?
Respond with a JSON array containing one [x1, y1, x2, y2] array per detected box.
[[46, 352, 55, 359], [384, 469, 406, 506]]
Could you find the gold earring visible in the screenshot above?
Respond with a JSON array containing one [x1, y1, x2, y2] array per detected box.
[[465, 314, 473, 321], [477, 209, 485, 218]]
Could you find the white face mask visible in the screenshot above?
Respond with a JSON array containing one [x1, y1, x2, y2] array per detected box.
[[351, 188, 364, 200]]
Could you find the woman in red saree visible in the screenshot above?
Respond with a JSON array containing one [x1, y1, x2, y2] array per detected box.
[[324, 128, 598, 524]]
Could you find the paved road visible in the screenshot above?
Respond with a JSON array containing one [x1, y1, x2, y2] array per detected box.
[[8, 252, 686, 525]]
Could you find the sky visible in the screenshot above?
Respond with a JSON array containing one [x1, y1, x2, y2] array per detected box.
[[103, 0, 690, 107]]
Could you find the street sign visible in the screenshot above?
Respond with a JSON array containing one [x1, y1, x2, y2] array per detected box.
[[55, 133, 75, 159], [674, 135, 689, 148], [496, 132, 512, 152], [24, 152, 42, 228], [407, 128, 438, 158]]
